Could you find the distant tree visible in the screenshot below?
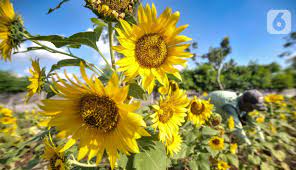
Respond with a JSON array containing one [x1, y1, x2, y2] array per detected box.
[[279, 32, 296, 69], [0, 71, 29, 93], [271, 71, 294, 90], [201, 37, 231, 90]]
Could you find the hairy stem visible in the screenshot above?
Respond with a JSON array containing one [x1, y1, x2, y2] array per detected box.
[[108, 22, 116, 70], [68, 155, 99, 167]]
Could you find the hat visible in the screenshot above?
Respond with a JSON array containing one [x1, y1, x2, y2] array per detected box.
[[242, 90, 267, 111]]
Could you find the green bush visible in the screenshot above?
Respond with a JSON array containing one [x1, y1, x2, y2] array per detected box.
[[181, 62, 295, 92], [0, 71, 29, 93]]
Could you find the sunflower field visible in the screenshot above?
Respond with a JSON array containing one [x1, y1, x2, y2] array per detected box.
[[0, 0, 296, 170]]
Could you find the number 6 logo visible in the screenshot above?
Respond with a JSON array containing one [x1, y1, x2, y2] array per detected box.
[[267, 10, 291, 34]]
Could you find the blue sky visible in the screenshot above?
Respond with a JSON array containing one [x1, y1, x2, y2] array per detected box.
[[1, 0, 296, 76]]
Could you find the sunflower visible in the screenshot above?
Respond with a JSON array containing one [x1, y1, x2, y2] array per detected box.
[[151, 88, 189, 142], [230, 143, 237, 154], [227, 116, 235, 131], [39, 63, 149, 169], [279, 113, 287, 120], [0, 124, 17, 135], [269, 123, 277, 134], [0, 107, 13, 117], [208, 136, 224, 151], [248, 110, 259, 117], [42, 137, 66, 170], [158, 80, 179, 95], [114, 4, 193, 94], [264, 94, 284, 104], [187, 96, 213, 127], [0, 0, 24, 61], [26, 59, 45, 102], [217, 160, 230, 170], [209, 113, 222, 127], [165, 133, 182, 157], [256, 116, 265, 123], [86, 0, 138, 20], [0, 116, 16, 124]]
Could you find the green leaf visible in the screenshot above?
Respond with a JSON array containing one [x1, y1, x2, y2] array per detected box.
[[272, 150, 286, 161], [117, 153, 129, 169], [48, 0, 70, 14], [128, 82, 146, 100], [260, 162, 275, 170], [132, 141, 168, 170], [172, 143, 188, 159], [189, 160, 199, 170], [13, 46, 47, 54], [189, 153, 211, 170], [247, 154, 261, 165], [197, 153, 211, 170], [30, 29, 102, 51], [91, 18, 107, 28], [226, 154, 239, 167], [201, 126, 219, 136], [49, 58, 85, 72]]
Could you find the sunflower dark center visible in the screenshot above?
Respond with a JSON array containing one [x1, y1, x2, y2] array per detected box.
[[159, 106, 174, 123], [170, 82, 178, 92], [103, 0, 131, 12], [212, 139, 220, 145], [191, 102, 205, 115], [135, 33, 168, 68], [80, 95, 119, 132]]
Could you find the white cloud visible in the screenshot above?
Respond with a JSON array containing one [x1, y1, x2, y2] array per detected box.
[[12, 41, 72, 61], [93, 29, 111, 66], [86, 27, 94, 32]]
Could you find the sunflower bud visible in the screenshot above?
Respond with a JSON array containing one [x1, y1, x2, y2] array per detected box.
[[208, 113, 222, 127]]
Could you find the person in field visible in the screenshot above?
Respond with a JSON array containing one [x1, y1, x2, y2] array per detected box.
[[204, 90, 267, 145]]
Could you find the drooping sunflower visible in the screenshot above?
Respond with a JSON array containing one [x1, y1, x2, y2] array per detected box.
[[209, 113, 222, 127], [208, 136, 224, 151], [42, 137, 66, 170], [188, 96, 213, 127], [227, 116, 235, 131], [0, 0, 24, 61], [86, 0, 138, 20], [230, 143, 237, 154], [165, 133, 182, 157], [26, 59, 45, 102], [151, 89, 189, 142], [39, 63, 149, 169], [217, 160, 230, 170], [114, 4, 193, 93]]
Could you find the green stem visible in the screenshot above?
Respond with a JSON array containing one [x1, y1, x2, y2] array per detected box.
[[23, 33, 80, 60], [68, 155, 99, 168], [95, 47, 113, 70], [108, 22, 116, 70], [22, 33, 104, 74]]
